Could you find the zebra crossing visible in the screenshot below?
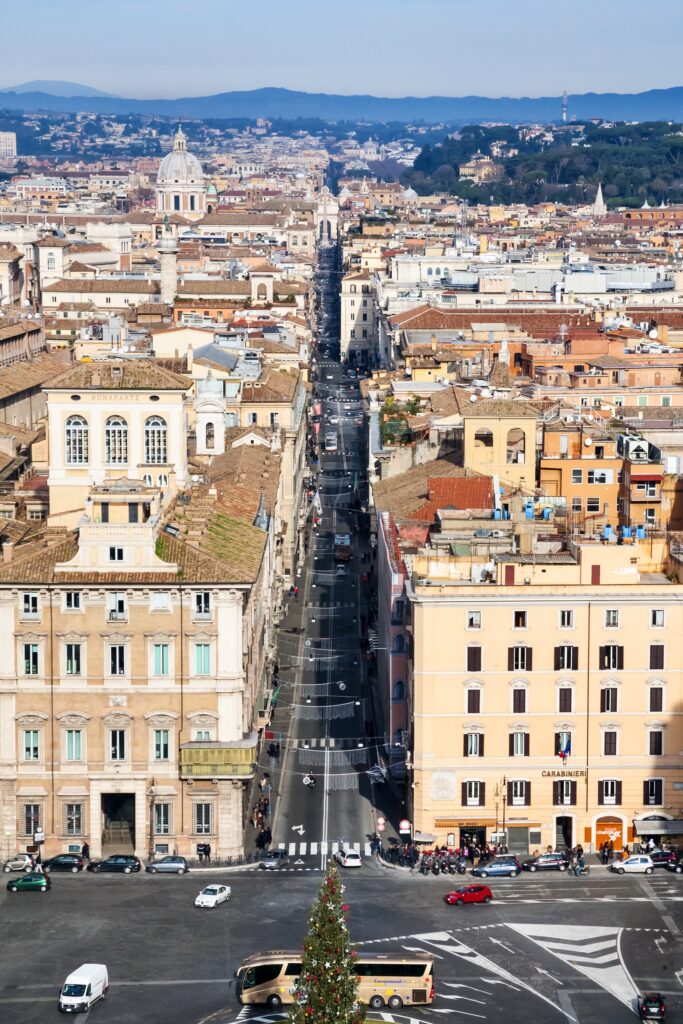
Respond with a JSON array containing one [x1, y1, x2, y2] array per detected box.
[[278, 840, 373, 857], [291, 737, 364, 750]]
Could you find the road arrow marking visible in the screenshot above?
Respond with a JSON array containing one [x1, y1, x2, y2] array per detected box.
[[489, 936, 517, 954], [291, 824, 305, 835], [535, 966, 563, 985], [675, 968, 683, 987], [655, 935, 668, 954]]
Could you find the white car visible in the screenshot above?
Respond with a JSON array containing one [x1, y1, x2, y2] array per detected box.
[[335, 848, 362, 869], [610, 855, 654, 875], [328, 416, 340, 424], [194, 883, 231, 908]]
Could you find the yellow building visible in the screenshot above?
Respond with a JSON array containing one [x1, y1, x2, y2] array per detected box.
[[407, 538, 683, 855], [463, 399, 537, 493]]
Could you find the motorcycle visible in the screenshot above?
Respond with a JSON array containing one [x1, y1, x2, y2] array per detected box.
[[302, 774, 316, 789], [569, 863, 590, 877]]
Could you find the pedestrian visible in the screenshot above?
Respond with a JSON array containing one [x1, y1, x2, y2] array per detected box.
[[198, 845, 204, 864], [251, 809, 258, 829], [263, 799, 270, 819], [81, 841, 90, 862], [608, 840, 614, 861], [294, 586, 299, 599], [205, 843, 211, 864]]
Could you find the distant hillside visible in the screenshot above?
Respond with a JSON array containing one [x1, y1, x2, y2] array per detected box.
[[0, 80, 115, 98], [2, 84, 683, 123]]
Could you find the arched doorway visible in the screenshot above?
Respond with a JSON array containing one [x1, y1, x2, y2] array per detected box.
[[594, 815, 625, 853]]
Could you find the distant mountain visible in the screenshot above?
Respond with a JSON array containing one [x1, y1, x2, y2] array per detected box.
[[0, 80, 115, 98], [2, 84, 683, 123]]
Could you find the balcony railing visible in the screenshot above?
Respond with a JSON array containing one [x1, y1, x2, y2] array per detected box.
[[107, 611, 128, 623], [179, 740, 257, 780]]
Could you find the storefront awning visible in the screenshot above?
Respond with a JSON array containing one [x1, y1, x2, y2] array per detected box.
[[633, 817, 683, 836]]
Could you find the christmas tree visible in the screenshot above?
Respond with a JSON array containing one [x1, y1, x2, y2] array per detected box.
[[289, 864, 365, 1024]]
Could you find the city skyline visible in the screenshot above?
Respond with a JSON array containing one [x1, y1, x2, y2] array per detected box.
[[3, 0, 683, 100]]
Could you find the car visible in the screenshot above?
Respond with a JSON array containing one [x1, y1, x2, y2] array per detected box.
[[326, 374, 334, 380], [648, 850, 681, 872], [335, 565, 347, 577], [522, 852, 568, 873], [195, 884, 231, 908], [638, 992, 666, 1021], [472, 856, 522, 878], [259, 849, 289, 870], [443, 884, 493, 906], [146, 855, 189, 875], [310, 415, 322, 424], [87, 854, 141, 874], [328, 416, 340, 425], [7, 872, 50, 893], [2, 853, 34, 873], [610, 855, 654, 875], [334, 848, 362, 869], [43, 854, 84, 874]]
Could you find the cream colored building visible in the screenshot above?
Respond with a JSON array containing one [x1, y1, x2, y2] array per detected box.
[[407, 539, 683, 854], [463, 399, 537, 493], [340, 271, 377, 367]]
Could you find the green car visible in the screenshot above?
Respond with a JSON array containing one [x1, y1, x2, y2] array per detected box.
[[7, 872, 51, 893]]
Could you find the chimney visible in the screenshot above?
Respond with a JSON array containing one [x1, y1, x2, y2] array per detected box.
[[3, 541, 14, 563]]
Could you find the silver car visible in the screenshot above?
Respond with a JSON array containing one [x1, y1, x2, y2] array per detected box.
[[259, 849, 289, 870], [3, 853, 33, 873], [145, 855, 189, 875]]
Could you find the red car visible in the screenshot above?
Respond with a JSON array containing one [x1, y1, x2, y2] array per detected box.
[[443, 884, 493, 906]]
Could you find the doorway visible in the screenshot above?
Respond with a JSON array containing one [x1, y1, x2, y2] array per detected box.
[[101, 794, 135, 854], [555, 815, 573, 851]]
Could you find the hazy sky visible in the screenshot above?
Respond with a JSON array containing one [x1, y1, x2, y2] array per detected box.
[[5, 0, 683, 98]]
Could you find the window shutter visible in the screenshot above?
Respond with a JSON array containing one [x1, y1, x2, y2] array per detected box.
[[479, 734, 485, 757], [598, 781, 604, 805], [615, 781, 622, 805], [507, 780, 513, 804], [507, 647, 514, 671], [62, 802, 69, 835], [571, 647, 579, 671], [525, 782, 531, 806], [526, 648, 533, 671], [554, 647, 561, 671], [643, 780, 649, 805], [617, 646, 624, 670], [479, 782, 485, 807], [599, 646, 607, 670], [524, 733, 530, 756], [650, 645, 664, 670], [509, 734, 515, 756], [461, 782, 467, 806], [600, 689, 607, 713], [554, 732, 561, 755], [463, 734, 469, 757], [553, 780, 560, 804], [570, 781, 577, 805]]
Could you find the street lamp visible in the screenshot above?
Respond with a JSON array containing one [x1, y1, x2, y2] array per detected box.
[[501, 775, 507, 848], [147, 777, 156, 860]]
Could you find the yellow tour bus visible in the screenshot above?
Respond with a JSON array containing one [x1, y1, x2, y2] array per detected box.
[[234, 949, 434, 1010]]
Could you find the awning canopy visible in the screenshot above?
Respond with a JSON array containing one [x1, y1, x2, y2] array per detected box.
[[633, 817, 683, 836]]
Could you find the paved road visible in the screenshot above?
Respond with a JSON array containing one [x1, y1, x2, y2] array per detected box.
[[0, 866, 681, 1023]]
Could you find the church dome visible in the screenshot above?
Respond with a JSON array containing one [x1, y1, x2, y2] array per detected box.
[[157, 127, 204, 185], [403, 186, 418, 200]]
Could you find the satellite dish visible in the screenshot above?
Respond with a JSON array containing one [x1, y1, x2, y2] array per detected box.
[[469, 394, 478, 403], [649, 328, 659, 340], [584, 437, 593, 447]]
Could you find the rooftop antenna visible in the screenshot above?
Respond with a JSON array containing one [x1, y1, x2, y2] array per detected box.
[[562, 90, 569, 124]]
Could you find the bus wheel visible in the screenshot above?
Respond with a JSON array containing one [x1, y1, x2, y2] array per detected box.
[[388, 996, 403, 1009], [369, 995, 385, 1010], [267, 995, 283, 1009]]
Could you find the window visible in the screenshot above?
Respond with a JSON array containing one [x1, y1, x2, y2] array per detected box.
[[599, 645, 623, 670], [649, 686, 663, 713], [109, 645, 125, 676], [510, 780, 529, 806], [588, 469, 613, 485], [107, 593, 126, 621], [23, 643, 39, 675], [558, 687, 573, 713], [600, 687, 618, 713], [644, 779, 663, 805], [571, 497, 582, 512], [513, 610, 527, 629], [194, 643, 210, 675], [510, 731, 529, 757], [144, 416, 167, 464], [153, 643, 170, 676], [644, 507, 657, 525], [154, 803, 170, 835], [23, 729, 39, 761], [571, 469, 583, 484], [586, 497, 600, 513], [560, 610, 573, 629], [508, 646, 532, 671], [194, 592, 211, 619], [464, 780, 483, 806], [65, 643, 82, 675], [466, 689, 481, 714], [464, 733, 483, 757], [21, 593, 39, 618], [554, 645, 578, 671], [599, 779, 621, 806], [466, 646, 482, 672], [65, 415, 88, 464], [23, 804, 40, 836], [554, 779, 576, 806], [603, 731, 617, 756], [154, 729, 169, 761], [108, 547, 124, 562], [65, 729, 82, 762], [661, 396, 671, 408], [605, 610, 619, 629], [637, 482, 657, 498], [512, 688, 526, 714], [555, 730, 572, 756], [151, 591, 170, 612], [649, 731, 663, 756], [194, 729, 212, 741], [467, 610, 481, 630], [651, 609, 664, 628], [104, 416, 128, 464], [194, 802, 212, 835], [65, 803, 82, 836], [649, 644, 664, 670], [637, 396, 648, 408], [65, 591, 81, 610], [110, 729, 126, 760]]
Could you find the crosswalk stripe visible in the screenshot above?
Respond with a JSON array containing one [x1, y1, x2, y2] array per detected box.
[[331, 842, 339, 854], [273, 840, 374, 858], [288, 843, 296, 855], [310, 842, 318, 855], [364, 843, 372, 856], [320, 842, 328, 855]]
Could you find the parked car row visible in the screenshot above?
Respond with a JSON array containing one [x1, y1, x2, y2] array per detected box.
[[462, 851, 682, 879], [3, 853, 191, 877]]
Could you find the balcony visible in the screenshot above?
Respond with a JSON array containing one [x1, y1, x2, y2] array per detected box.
[[107, 611, 128, 624], [179, 737, 257, 780]]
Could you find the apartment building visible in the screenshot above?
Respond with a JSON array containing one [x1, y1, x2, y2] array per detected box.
[[340, 271, 377, 367]]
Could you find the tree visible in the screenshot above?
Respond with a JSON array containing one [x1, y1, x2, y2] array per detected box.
[[289, 865, 365, 1024]]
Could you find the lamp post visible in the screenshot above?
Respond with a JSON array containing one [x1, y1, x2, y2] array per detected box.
[[147, 777, 156, 861], [501, 775, 507, 849]]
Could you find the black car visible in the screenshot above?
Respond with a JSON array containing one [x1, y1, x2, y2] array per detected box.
[[522, 852, 569, 872], [42, 854, 84, 874], [638, 992, 666, 1021], [87, 854, 141, 874], [649, 850, 681, 872]]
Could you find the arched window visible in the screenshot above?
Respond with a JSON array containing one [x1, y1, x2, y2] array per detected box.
[[256, 283, 268, 301], [144, 416, 167, 465], [143, 474, 153, 486], [474, 428, 494, 449], [426, 267, 433, 276], [205, 422, 215, 449], [157, 473, 168, 487], [507, 427, 526, 465], [104, 416, 128, 464], [65, 415, 88, 464]]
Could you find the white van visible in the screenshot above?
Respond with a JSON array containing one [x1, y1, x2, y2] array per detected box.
[[58, 964, 108, 1014]]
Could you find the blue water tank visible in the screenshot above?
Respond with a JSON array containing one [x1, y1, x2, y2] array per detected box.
[[622, 526, 632, 538], [525, 504, 534, 520], [603, 525, 612, 540], [543, 507, 551, 520], [493, 509, 502, 520], [636, 525, 646, 539]]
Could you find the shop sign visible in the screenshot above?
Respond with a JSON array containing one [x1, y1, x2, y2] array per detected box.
[[541, 769, 586, 778]]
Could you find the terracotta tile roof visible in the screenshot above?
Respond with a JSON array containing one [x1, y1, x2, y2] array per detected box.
[[44, 278, 160, 295], [47, 360, 191, 392], [0, 352, 72, 400], [241, 368, 299, 404], [207, 444, 281, 521], [373, 457, 470, 519], [388, 305, 595, 337], [463, 397, 539, 419], [409, 475, 495, 522], [0, 319, 42, 343]]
